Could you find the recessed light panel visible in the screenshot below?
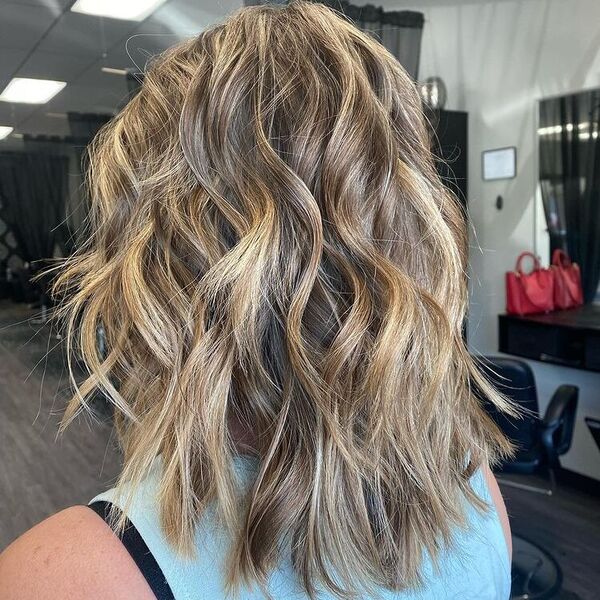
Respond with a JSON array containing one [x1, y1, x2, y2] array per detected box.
[[0, 126, 14, 140], [71, 0, 168, 21], [0, 78, 66, 104], [101, 67, 129, 76]]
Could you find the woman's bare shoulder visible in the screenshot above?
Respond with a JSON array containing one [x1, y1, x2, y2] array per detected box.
[[0, 505, 154, 600]]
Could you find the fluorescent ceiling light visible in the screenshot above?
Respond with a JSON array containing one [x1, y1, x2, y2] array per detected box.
[[71, 0, 167, 21], [101, 67, 128, 76], [0, 126, 14, 140], [0, 78, 66, 104]]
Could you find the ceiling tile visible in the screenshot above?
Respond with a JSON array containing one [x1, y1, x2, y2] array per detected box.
[[17, 51, 93, 83], [75, 57, 135, 87], [37, 11, 136, 58], [0, 0, 71, 10], [78, 36, 178, 80], [119, 34, 182, 68], [0, 48, 30, 80], [0, 102, 39, 126], [0, 3, 57, 50], [45, 82, 126, 114], [17, 111, 71, 136]]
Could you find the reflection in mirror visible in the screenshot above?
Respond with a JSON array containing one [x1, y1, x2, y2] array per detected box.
[[539, 89, 600, 301]]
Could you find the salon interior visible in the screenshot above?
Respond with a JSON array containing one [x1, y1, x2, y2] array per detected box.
[[0, 0, 599, 598]]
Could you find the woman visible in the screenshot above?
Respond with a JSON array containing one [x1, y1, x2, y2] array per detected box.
[[0, 2, 512, 598]]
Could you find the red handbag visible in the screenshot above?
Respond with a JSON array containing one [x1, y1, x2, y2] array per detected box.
[[552, 249, 584, 310], [506, 252, 555, 315]]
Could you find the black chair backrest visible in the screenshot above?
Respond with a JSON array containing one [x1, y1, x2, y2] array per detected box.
[[543, 385, 578, 458], [477, 356, 540, 453]]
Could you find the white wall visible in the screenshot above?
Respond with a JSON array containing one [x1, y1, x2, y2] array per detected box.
[[381, 0, 600, 479], [406, 0, 600, 352]]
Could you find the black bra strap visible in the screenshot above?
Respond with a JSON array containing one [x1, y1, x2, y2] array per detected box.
[[88, 500, 176, 600]]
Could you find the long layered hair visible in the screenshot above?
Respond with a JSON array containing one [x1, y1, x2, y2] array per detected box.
[[51, 2, 511, 597]]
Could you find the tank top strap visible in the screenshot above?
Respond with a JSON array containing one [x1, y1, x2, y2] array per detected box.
[[88, 499, 175, 599]]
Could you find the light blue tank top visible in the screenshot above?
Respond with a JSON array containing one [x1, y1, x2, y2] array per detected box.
[[92, 457, 510, 599]]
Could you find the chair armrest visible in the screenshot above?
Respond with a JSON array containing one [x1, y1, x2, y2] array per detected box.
[[540, 385, 578, 465]]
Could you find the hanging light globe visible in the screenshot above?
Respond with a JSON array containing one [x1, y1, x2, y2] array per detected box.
[[419, 76, 447, 110]]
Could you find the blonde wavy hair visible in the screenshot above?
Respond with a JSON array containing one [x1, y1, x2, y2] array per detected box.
[[51, 2, 511, 597]]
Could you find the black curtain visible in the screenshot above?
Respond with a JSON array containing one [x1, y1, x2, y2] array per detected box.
[[539, 89, 600, 302], [65, 112, 112, 254], [22, 135, 79, 257], [328, 1, 424, 79], [244, 0, 424, 80], [67, 112, 112, 175], [68, 112, 112, 141], [0, 151, 69, 265]]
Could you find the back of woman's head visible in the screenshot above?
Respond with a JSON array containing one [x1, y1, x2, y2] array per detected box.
[[53, 2, 510, 597]]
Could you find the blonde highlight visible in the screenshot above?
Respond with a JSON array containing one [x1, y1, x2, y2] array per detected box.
[[50, 2, 512, 598]]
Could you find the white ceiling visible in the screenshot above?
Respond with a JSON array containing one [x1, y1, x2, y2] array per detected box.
[[0, 0, 521, 141], [0, 0, 242, 140]]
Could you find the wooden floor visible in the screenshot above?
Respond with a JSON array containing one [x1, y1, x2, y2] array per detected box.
[[0, 300, 598, 599], [500, 473, 600, 600], [0, 300, 121, 549]]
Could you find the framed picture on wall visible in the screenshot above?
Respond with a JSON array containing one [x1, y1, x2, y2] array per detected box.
[[482, 146, 517, 180]]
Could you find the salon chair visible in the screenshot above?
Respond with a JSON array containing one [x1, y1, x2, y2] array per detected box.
[[477, 356, 578, 600]]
